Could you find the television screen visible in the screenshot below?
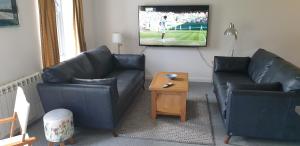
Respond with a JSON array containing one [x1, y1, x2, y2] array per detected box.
[[139, 5, 209, 47]]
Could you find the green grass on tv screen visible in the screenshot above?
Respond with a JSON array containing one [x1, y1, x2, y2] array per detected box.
[[140, 30, 207, 46]]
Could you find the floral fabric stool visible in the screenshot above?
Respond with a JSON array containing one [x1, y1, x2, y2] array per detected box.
[[43, 109, 75, 146]]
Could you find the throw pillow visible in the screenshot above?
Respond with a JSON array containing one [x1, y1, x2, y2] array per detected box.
[[72, 77, 117, 86]]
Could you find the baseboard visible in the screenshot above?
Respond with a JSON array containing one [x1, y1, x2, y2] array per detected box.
[[145, 75, 212, 83], [189, 77, 212, 83]]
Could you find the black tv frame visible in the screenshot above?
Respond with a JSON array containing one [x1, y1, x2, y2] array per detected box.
[[138, 5, 210, 48]]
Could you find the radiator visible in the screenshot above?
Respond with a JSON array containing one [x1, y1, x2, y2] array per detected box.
[[0, 72, 44, 138]]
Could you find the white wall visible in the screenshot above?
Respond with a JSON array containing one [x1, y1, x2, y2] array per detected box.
[[0, 0, 42, 85], [87, 0, 300, 82], [83, 0, 97, 50]]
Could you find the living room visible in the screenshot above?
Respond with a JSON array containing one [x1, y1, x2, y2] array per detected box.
[[0, 0, 299, 146]]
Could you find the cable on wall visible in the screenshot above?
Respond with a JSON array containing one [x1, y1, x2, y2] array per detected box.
[[197, 48, 213, 69], [140, 46, 147, 54]]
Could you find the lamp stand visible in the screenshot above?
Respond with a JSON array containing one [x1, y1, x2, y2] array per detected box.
[[231, 39, 237, 56], [117, 44, 121, 54]]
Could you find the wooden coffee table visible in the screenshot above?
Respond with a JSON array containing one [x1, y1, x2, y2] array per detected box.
[[149, 72, 189, 122]]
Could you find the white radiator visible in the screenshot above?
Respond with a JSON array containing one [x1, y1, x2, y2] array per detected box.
[[0, 72, 44, 138]]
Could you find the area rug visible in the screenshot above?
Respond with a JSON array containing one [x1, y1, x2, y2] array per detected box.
[[117, 93, 215, 145]]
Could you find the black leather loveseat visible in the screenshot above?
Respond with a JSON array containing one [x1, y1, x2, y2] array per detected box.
[[37, 46, 145, 133], [213, 49, 300, 143]]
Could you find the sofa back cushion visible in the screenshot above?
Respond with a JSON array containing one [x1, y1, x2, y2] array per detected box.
[[85, 46, 114, 78], [114, 54, 145, 70], [248, 49, 279, 83], [261, 58, 300, 92], [42, 54, 95, 83]]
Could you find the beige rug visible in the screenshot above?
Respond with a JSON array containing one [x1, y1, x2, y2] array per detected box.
[[117, 93, 215, 145]]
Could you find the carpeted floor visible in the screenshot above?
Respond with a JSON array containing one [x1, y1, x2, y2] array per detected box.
[[118, 93, 214, 145], [27, 82, 300, 146]]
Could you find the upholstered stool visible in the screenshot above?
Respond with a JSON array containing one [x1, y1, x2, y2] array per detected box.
[[43, 109, 75, 146]]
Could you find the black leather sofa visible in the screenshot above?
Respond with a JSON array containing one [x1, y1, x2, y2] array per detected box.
[[37, 46, 145, 133], [213, 49, 300, 143]]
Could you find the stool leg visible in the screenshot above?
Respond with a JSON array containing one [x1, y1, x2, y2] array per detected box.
[[48, 142, 54, 146], [67, 137, 75, 144], [224, 135, 232, 144], [112, 130, 118, 137]]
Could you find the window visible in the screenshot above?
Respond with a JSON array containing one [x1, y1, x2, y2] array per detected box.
[[55, 0, 79, 62]]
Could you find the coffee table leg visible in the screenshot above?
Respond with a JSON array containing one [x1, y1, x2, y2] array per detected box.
[[151, 92, 157, 120], [180, 93, 187, 122]]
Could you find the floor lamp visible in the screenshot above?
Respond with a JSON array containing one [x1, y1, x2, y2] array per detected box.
[[224, 23, 238, 56], [112, 32, 123, 54]]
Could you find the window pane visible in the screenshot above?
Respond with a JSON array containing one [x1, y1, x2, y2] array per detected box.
[[55, 0, 78, 62]]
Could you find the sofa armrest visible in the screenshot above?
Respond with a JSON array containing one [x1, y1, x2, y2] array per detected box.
[[214, 56, 250, 73], [37, 83, 119, 129], [113, 54, 145, 70], [226, 90, 300, 137]]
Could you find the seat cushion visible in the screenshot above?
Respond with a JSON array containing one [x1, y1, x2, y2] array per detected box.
[[225, 82, 282, 105], [72, 77, 119, 102], [213, 72, 254, 118], [105, 70, 144, 118], [42, 54, 95, 83], [226, 82, 282, 91], [105, 70, 144, 99], [213, 72, 254, 87], [248, 49, 280, 83], [85, 46, 114, 78], [261, 58, 300, 92]]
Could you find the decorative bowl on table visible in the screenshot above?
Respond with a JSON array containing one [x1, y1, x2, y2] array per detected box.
[[166, 74, 178, 80]]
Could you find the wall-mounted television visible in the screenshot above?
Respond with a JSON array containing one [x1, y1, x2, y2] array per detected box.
[[138, 5, 209, 47]]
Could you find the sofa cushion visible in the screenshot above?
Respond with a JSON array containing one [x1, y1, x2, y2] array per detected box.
[[105, 70, 144, 117], [248, 49, 279, 83], [42, 54, 95, 83], [226, 82, 282, 105], [114, 54, 145, 70], [85, 46, 114, 78], [226, 82, 282, 91], [213, 72, 254, 118], [105, 70, 144, 98], [213, 72, 254, 87], [214, 56, 250, 73], [71, 77, 118, 102], [261, 58, 300, 92]]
